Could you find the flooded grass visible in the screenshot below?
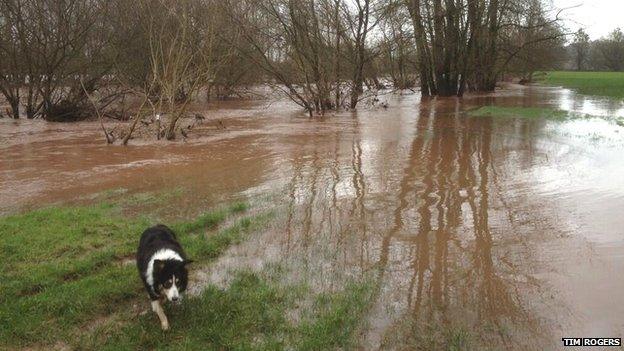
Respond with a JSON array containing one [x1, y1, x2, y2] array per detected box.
[[468, 106, 570, 120], [468, 106, 624, 136], [0, 194, 373, 349], [92, 270, 294, 350], [296, 281, 373, 351], [92, 271, 372, 351], [383, 320, 475, 351], [541, 71, 624, 99]]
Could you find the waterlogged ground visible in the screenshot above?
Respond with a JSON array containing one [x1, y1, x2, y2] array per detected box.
[[1, 84, 624, 350]]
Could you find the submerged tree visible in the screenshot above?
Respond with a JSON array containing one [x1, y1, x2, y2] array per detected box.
[[0, 0, 114, 121], [404, 0, 566, 97], [122, 0, 220, 143], [0, 0, 573, 127], [226, 0, 388, 115], [378, 3, 418, 90]]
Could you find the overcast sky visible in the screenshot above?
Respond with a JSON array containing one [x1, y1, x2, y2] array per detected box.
[[551, 0, 623, 39]]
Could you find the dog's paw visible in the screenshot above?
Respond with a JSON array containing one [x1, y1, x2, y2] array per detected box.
[[161, 322, 170, 331]]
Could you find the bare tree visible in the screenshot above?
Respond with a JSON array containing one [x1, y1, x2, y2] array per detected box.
[[0, 0, 580, 133], [570, 28, 590, 71], [121, 0, 217, 143], [226, 0, 389, 115], [503, 0, 566, 81], [591, 28, 624, 71], [405, 0, 473, 96], [378, 3, 418, 90], [342, 0, 379, 108], [0, 0, 114, 120], [0, 0, 24, 118]]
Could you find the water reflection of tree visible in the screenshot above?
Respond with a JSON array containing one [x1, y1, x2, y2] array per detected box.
[[382, 101, 550, 350], [282, 125, 374, 289], [279, 101, 553, 349]]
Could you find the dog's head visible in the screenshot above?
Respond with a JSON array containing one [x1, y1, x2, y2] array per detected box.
[[153, 259, 192, 302]]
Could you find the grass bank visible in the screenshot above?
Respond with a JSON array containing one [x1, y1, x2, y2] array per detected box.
[[540, 71, 624, 99], [467, 106, 570, 120], [0, 194, 373, 350], [467, 106, 624, 130]]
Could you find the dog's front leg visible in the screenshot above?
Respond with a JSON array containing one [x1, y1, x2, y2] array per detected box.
[[151, 300, 170, 331]]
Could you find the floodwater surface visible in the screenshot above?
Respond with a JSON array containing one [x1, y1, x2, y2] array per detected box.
[[1, 85, 624, 349]]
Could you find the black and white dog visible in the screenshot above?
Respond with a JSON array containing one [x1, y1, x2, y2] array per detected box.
[[137, 224, 192, 330]]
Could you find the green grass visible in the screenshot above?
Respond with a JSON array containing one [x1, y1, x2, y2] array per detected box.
[[93, 271, 292, 350], [92, 273, 373, 351], [467, 106, 624, 132], [0, 200, 257, 348], [467, 106, 570, 120], [541, 71, 624, 99], [297, 282, 373, 351], [0, 195, 373, 350]]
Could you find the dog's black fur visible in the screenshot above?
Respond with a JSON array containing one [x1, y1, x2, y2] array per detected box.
[[137, 224, 193, 330], [137, 224, 191, 301]]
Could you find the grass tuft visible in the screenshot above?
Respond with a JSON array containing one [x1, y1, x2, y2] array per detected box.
[[181, 213, 270, 260], [229, 202, 249, 213]]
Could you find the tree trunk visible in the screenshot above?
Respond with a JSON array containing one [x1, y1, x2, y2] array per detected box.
[[349, 0, 370, 109], [350, 69, 363, 109], [475, 0, 500, 92], [407, 0, 436, 97], [165, 121, 177, 140], [8, 97, 20, 119], [334, 0, 341, 109]]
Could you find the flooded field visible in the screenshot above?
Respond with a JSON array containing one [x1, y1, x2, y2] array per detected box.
[[2, 85, 624, 349]]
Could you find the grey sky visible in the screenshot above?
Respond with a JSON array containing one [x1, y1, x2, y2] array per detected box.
[[551, 0, 623, 39]]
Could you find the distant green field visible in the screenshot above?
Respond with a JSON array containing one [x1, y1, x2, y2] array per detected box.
[[541, 71, 624, 99]]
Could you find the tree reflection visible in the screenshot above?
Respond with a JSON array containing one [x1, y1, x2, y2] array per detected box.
[[278, 99, 554, 349]]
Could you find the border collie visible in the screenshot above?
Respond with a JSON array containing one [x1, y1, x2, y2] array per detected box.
[[137, 224, 192, 330]]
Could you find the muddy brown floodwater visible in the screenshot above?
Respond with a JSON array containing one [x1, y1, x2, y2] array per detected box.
[[2, 85, 624, 350]]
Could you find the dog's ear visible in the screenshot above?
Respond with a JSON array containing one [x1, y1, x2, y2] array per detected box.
[[154, 259, 165, 272], [183, 259, 194, 266]]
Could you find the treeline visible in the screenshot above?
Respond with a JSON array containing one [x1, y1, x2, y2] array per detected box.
[[0, 0, 565, 132], [567, 28, 624, 72]]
